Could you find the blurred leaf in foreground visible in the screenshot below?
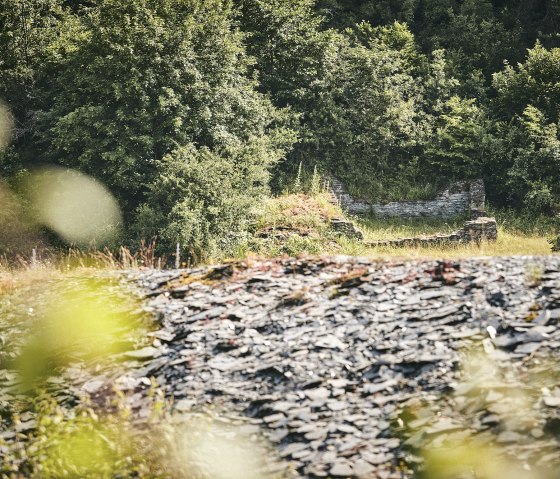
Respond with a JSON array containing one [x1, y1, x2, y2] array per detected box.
[[24, 166, 122, 246], [16, 278, 142, 389], [171, 415, 271, 479], [27, 395, 147, 479], [413, 351, 558, 479], [422, 439, 538, 479]]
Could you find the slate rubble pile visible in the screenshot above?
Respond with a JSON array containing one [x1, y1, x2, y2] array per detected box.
[[127, 256, 560, 478], [330, 218, 364, 241]]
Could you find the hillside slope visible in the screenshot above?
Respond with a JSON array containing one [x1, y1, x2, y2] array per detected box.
[[130, 256, 560, 478]]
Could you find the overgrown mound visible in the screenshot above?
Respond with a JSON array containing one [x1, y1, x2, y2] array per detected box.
[[248, 193, 343, 257]]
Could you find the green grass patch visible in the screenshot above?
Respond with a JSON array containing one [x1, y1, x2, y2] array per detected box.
[[256, 193, 340, 231], [489, 207, 557, 236], [242, 193, 344, 257], [356, 216, 467, 242], [243, 193, 557, 260], [339, 226, 553, 259]]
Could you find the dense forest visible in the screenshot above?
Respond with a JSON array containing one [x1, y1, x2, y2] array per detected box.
[[1, 0, 560, 259]]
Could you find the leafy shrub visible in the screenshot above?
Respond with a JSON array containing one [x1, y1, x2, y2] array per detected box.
[[133, 136, 293, 262], [425, 96, 493, 181], [305, 22, 426, 197], [490, 106, 560, 214]]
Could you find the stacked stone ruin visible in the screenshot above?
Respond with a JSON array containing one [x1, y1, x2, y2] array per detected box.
[[367, 216, 498, 248], [326, 176, 486, 218], [325, 175, 498, 246], [329, 217, 364, 241]]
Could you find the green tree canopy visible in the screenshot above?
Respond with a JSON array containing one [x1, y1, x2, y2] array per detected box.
[[0, 0, 69, 173], [493, 42, 560, 123], [305, 22, 428, 199]]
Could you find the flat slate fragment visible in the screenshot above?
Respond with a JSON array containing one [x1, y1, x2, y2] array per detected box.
[[543, 397, 560, 408], [123, 346, 161, 360], [329, 462, 354, 477]]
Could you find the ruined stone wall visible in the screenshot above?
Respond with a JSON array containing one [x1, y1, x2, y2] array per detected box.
[[366, 217, 498, 248], [326, 176, 486, 219], [329, 218, 364, 241], [325, 175, 497, 246]]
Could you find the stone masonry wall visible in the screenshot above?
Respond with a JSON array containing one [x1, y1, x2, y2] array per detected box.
[[330, 218, 364, 241], [367, 217, 498, 248], [326, 176, 486, 219], [325, 175, 497, 246]]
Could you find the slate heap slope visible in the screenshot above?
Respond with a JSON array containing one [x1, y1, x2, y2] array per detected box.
[[128, 256, 560, 478]]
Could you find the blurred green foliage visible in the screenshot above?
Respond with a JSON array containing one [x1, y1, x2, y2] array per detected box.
[[15, 278, 146, 390]]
